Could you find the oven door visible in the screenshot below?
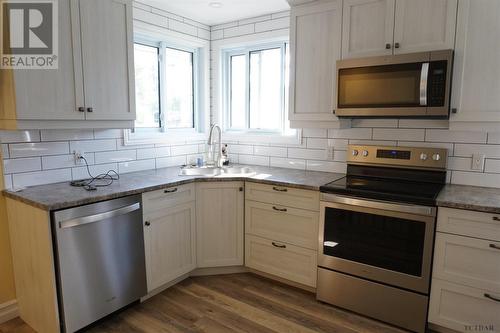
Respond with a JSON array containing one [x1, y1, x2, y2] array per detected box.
[[318, 194, 436, 294]]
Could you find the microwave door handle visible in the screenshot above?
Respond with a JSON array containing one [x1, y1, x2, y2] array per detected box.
[[419, 62, 430, 106]]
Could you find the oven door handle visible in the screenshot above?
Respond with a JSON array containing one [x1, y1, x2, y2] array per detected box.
[[320, 193, 435, 217], [419, 62, 430, 106]]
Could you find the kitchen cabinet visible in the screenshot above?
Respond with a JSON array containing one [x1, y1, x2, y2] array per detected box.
[[429, 207, 500, 332], [0, 0, 135, 129], [450, 0, 500, 131], [196, 182, 244, 268], [143, 185, 196, 292], [341, 0, 457, 58], [288, 0, 348, 129]]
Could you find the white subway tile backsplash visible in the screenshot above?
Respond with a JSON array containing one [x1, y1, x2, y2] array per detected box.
[[328, 139, 349, 150], [156, 155, 187, 168], [306, 138, 328, 149], [72, 163, 118, 181], [4, 175, 12, 190], [271, 11, 290, 19], [70, 139, 116, 153], [302, 128, 327, 138], [488, 132, 500, 144], [10, 142, 69, 158], [328, 128, 372, 140], [398, 141, 454, 152], [398, 119, 449, 129], [454, 144, 500, 159], [0, 130, 40, 143], [288, 148, 326, 160], [13, 169, 72, 188], [333, 150, 347, 162], [227, 144, 254, 155], [306, 160, 347, 174], [3, 157, 41, 174], [42, 154, 95, 170], [351, 119, 398, 128], [239, 14, 272, 25], [211, 29, 223, 40], [451, 171, 500, 188], [253, 146, 287, 157], [95, 150, 136, 164], [239, 154, 269, 166], [41, 129, 93, 141], [425, 130, 487, 143], [223, 24, 255, 38], [93, 129, 123, 139], [198, 28, 210, 40], [136, 148, 156, 160], [119, 159, 156, 174], [2, 144, 9, 159], [349, 140, 397, 147], [448, 157, 480, 172], [484, 159, 500, 173], [133, 8, 169, 28], [171, 144, 199, 156], [254, 17, 289, 33], [373, 129, 424, 141], [270, 157, 306, 170], [169, 19, 198, 36]]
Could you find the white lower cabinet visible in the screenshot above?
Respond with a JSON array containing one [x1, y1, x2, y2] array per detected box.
[[245, 235, 317, 288], [196, 182, 244, 268], [429, 207, 500, 332], [143, 187, 196, 292]]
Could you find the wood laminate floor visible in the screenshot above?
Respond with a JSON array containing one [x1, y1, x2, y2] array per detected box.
[[0, 273, 409, 333]]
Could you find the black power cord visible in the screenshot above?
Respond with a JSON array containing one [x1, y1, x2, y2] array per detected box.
[[70, 156, 119, 191]]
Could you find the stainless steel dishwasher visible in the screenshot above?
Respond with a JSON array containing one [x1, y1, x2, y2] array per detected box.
[[52, 195, 147, 332]]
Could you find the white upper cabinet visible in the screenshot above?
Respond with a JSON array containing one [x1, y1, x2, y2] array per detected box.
[[342, 0, 395, 59], [0, 0, 135, 129], [341, 0, 458, 59], [393, 0, 458, 54], [450, 0, 500, 130], [288, 0, 347, 128], [78, 0, 135, 121]]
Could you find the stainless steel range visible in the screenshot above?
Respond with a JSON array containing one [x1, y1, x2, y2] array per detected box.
[[317, 145, 448, 333]]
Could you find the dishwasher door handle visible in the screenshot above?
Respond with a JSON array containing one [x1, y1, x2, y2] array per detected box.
[[59, 202, 141, 229]]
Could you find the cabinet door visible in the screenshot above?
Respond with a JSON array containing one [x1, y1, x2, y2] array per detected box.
[[342, 0, 395, 59], [289, 1, 342, 123], [12, 0, 84, 120], [78, 0, 135, 120], [196, 182, 244, 268], [451, 0, 500, 125], [144, 202, 196, 292], [393, 0, 457, 54]]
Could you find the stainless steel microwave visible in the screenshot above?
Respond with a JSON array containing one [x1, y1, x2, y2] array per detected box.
[[335, 50, 453, 118]]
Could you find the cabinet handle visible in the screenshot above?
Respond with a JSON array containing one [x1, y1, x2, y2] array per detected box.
[[394, 42, 400, 49], [385, 43, 391, 49], [164, 188, 178, 193], [489, 243, 500, 250], [144, 221, 151, 226], [239, 187, 243, 192], [87, 107, 93, 113], [78, 107, 85, 112], [272, 186, 287, 192], [272, 206, 287, 212], [272, 241, 286, 249], [493, 216, 500, 221], [484, 293, 500, 303]]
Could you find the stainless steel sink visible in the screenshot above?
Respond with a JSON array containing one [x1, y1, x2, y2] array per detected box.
[[179, 165, 255, 177]]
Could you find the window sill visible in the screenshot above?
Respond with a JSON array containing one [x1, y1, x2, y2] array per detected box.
[[222, 130, 302, 145], [123, 129, 206, 145]]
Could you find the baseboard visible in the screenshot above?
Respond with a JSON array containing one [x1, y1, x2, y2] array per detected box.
[[428, 323, 460, 333], [190, 266, 248, 276], [0, 300, 19, 324], [248, 268, 316, 293]]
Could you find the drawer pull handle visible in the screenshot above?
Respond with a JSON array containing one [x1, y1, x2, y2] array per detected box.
[[272, 206, 287, 212], [272, 186, 288, 192], [164, 188, 178, 193], [272, 242, 286, 249], [489, 243, 500, 250], [484, 293, 500, 303], [493, 216, 500, 221]]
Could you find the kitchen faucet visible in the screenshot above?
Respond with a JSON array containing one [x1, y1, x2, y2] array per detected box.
[[207, 124, 223, 167]]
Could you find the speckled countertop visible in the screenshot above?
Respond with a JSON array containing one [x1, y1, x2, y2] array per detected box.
[[3, 165, 345, 211], [437, 184, 500, 214]]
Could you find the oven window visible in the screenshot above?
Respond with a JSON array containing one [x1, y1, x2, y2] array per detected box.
[[323, 207, 426, 276], [338, 63, 422, 108]]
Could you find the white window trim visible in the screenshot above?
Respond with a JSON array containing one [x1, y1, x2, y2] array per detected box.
[[212, 30, 302, 145], [124, 21, 210, 146]]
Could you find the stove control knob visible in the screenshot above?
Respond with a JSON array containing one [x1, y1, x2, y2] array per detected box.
[[420, 153, 428, 161], [352, 150, 359, 156], [362, 150, 369, 157], [432, 153, 441, 161]]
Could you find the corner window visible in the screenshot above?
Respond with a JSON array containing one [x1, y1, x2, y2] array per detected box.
[[223, 42, 291, 134]]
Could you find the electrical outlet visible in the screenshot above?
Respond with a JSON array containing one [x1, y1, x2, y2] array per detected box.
[[73, 150, 84, 165], [327, 146, 335, 160], [471, 154, 485, 171]]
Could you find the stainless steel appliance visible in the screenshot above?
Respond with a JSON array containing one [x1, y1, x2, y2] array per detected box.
[[52, 195, 147, 332], [336, 50, 453, 118], [317, 145, 448, 333]]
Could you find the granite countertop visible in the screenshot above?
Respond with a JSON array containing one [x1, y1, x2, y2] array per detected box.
[[437, 184, 500, 214], [3, 165, 345, 211]]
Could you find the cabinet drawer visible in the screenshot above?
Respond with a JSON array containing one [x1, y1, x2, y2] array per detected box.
[[245, 182, 319, 211], [429, 279, 500, 333], [437, 207, 500, 241], [433, 233, 500, 292], [245, 234, 317, 287], [245, 200, 319, 250], [143, 183, 195, 212]]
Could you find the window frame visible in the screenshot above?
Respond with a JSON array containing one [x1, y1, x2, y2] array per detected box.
[[125, 21, 210, 145]]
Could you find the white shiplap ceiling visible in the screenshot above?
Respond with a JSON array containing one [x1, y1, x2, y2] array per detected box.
[[140, 0, 290, 26]]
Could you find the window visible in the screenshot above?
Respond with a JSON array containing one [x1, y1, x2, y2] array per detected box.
[[224, 42, 291, 134], [134, 41, 196, 130]]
